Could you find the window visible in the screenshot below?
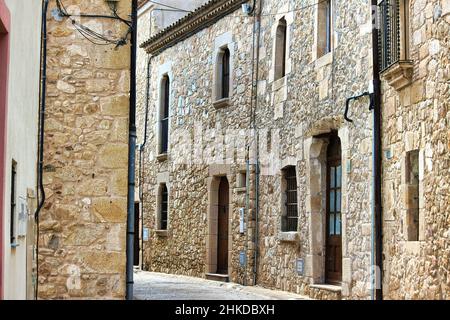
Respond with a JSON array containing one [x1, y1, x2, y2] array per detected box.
[[10, 161, 17, 244], [221, 48, 230, 99], [317, 0, 332, 58], [159, 75, 169, 155], [214, 46, 231, 104], [274, 17, 287, 81], [379, 0, 411, 71], [405, 150, 419, 241], [159, 184, 168, 230], [281, 166, 298, 232]]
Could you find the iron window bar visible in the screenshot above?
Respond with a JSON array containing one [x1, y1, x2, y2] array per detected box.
[[378, 0, 401, 71]]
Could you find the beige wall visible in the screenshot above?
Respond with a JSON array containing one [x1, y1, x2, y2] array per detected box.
[[2, 0, 41, 300]]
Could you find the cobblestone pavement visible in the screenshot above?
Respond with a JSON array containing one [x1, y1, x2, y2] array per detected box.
[[133, 270, 309, 300]]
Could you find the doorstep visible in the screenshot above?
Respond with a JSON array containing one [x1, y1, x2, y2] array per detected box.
[[309, 284, 342, 300], [205, 273, 229, 283]]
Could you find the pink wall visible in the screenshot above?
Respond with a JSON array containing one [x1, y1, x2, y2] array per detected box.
[[0, 0, 10, 301]]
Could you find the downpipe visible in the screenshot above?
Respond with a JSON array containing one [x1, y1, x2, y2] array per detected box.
[[370, 0, 383, 300], [126, 0, 138, 300], [344, 2, 383, 300], [139, 56, 152, 270], [34, 0, 50, 300]]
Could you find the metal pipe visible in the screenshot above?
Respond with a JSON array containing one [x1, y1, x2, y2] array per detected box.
[[126, 0, 138, 300], [250, 0, 262, 286], [139, 56, 152, 270], [34, 0, 50, 300], [371, 0, 383, 300]]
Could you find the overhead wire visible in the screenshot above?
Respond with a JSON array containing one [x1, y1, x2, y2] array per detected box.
[[56, 0, 132, 47]]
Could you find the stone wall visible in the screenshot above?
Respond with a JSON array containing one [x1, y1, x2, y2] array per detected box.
[[38, 0, 131, 299], [381, 0, 449, 299], [140, 0, 376, 299]]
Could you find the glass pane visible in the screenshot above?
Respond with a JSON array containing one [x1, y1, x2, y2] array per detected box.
[[336, 165, 342, 187], [336, 213, 341, 235], [336, 190, 341, 212], [330, 190, 335, 212], [330, 167, 335, 188], [329, 213, 335, 235]]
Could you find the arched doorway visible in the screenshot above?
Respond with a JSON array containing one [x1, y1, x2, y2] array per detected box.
[[325, 133, 342, 284], [217, 177, 229, 274]]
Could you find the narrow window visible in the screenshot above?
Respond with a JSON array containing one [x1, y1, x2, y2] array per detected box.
[[221, 48, 230, 99], [406, 150, 419, 241], [10, 161, 17, 244], [317, 0, 332, 58], [274, 17, 287, 80], [160, 76, 169, 154], [379, 0, 411, 71], [282, 166, 298, 232], [159, 184, 168, 230]]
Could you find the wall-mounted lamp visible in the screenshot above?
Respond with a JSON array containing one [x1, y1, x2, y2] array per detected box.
[[242, 3, 252, 15]]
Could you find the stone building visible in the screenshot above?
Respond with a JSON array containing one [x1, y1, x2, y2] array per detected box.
[[138, 0, 449, 300], [37, 0, 133, 299], [380, 0, 449, 300], [139, 0, 375, 300]]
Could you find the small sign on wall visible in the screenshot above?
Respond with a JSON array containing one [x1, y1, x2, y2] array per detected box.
[[239, 251, 246, 267], [296, 258, 304, 276], [143, 228, 149, 241], [17, 199, 28, 237]]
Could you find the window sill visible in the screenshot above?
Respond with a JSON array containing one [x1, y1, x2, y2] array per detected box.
[[235, 187, 246, 193], [273, 76, 287, 91], [380, 60, 413, 91], [315, 51, 333, 69], [156, 153, 168, 162], [278, 231, 300, 243], [213, 97, 230, 109], [155, 230, 168, 237]]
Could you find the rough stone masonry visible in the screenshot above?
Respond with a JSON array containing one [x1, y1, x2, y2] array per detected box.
[[38, 0, 132, 299], [138, 0, 449, 300]]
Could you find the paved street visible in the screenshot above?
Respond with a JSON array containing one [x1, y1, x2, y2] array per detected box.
[[134, 271, 309, 300]]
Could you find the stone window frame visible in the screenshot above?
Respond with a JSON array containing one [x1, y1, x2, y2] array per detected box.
[[312, 0, 334, 64], [205, 165, 233, 276], [156, 62, 172, 161], [304, 122, 351, 295], [155, 172, 170, 237], [269, 8, 293, 120], [401, 147, 425, 243], [277, 158, 300, 242], [212, 31, 234, 109], [274, 17, 287, 81], [269, 8, 293, 86]]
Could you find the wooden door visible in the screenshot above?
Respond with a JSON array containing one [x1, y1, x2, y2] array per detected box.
[[217, 177, 229, 274], [326, 135, 342, 284]]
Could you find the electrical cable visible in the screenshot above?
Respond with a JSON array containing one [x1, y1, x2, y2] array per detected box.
[[56, 0, 132, 47]]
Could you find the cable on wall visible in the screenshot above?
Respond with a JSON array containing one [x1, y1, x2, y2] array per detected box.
[[54, 0, 132, 47]]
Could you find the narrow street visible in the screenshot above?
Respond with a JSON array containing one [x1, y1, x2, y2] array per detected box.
[[134, 271, 309, 300]]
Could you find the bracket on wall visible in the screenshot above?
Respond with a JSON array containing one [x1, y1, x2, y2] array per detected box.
[[344, 92, 374, 123]]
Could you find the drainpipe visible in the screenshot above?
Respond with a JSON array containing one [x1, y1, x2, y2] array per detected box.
[[34, 0, 50, 300], [249, 0, 262, 286], [126, 0, 138, 300], [139, 56, 152, 270], [370, 0, 383, 301]]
